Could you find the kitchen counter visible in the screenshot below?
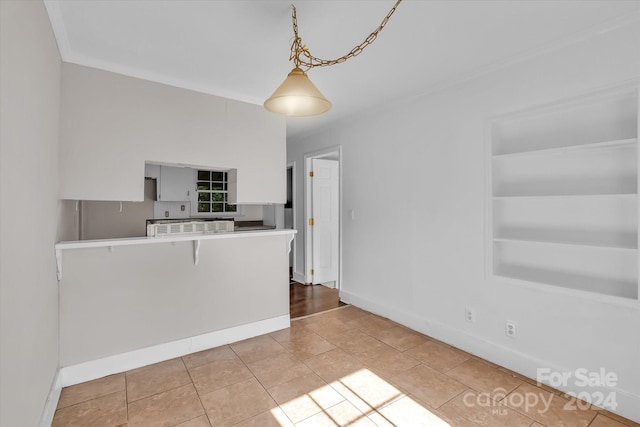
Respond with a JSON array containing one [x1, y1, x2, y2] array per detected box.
[[55, 228, 296, 386], [56, 228, 292, 250], [234, 225, 276, 231], [56, 229, 293, 279]]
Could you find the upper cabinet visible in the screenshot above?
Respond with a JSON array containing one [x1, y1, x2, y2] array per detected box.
[[59, 64, 286, 203], [157, 166, 194, 202], [145, 164, 194, 202]]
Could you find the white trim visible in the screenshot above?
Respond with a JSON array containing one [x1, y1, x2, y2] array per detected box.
[[491, 263, 640, 308], [59, 314, 290, 388], [188, 169, 243, 217], [304, 146, 343, 288], [286, 233, 295, 255], [292, 16, 640, 141], [43, 1, 72, 61], [39, 369, 62, 427], [305, 157, 312, 283], [339, 289, 640, 423], [45, 2, 639, 119], [56, 229, 296, 250], [287, 161, 297, 273], [487, 80, 640, 125], [42, 0, 266, 106], [292, 271, 306, 284], [637, 87, 640, 305], [55, 229, 296, 281], [291, 304, 351, 321]]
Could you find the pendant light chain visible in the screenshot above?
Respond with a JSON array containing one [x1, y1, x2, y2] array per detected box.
[[290, 0, 402, 70]]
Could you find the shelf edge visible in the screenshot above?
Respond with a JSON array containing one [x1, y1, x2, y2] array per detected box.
[[492, 237, 637, 251], [493, 138, 637, 159]]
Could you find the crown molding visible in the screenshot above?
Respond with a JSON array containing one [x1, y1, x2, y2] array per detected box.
[[433, 10, 640, 96], [290, 9, 640, 141], [42, 1, 264, 105], [43, 0, 72, 61], [43, 0, 639, 138], [59, 54, 266, 106]]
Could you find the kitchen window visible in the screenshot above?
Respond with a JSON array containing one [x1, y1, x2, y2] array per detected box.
[[195, 170, 237, 214]]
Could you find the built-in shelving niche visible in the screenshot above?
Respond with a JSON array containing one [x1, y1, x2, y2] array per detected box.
[[489, 87, 639, 301]]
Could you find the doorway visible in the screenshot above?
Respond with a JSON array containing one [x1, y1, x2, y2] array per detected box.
[[304, 146, 341, 288], [289, 282, 346, 318], [285, 162, 296, 274]]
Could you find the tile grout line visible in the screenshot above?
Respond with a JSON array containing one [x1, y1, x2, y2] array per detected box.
[[260, 379, 298, 427], [124, 373, 129, 423], [432, 386, 473, 411], [52, 389, 125, 418], [291, 304, 352, 321], [227, 339, 299, 427], [124, 378, 192, 405], [178, 356, 210, 426], [121, 358, 199, 425], [52, 375, 123, 412], [190, 354, 266, 424], [588, 413, 635, 427]]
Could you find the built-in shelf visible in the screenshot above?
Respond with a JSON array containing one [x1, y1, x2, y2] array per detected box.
[[493, 138, 637, 159], [493, 193, 636, 200], [493, 237, 637, 251], [493, 226, 637, 249], [494, 265, 638, 300], [489, 87, 639, 301]]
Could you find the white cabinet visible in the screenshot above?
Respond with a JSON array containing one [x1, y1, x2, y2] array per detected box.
[[489, 86, 639, 301], [59, 64, 285, 202], [158, 166, 194, 202], [144, 163, 160, 180]]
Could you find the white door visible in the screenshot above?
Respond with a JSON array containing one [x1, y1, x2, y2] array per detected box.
[[311, 159, 339, 285]]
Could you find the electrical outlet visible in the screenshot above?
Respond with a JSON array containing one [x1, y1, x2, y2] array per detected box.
[[465, 308, 475, 323], [505, 320, 517, 338]]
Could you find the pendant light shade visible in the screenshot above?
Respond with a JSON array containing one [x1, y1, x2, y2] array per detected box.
[[264, 1, 401, 117], [263, 68, 331, 117]]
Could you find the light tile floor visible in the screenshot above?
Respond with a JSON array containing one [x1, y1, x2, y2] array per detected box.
[[52, 306, 639, 427]]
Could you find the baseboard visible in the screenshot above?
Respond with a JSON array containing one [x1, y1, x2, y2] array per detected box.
[[59, 314, 290, 388], [339, 290, 427, 333], [339, 290, 640, 423], [292, 271, 306, 284], [39, 368, 62, 427]]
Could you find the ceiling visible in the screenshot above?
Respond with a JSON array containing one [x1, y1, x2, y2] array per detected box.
[[44, 0, 639, 138]]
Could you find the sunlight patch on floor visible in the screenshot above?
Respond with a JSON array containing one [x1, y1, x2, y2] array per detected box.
[[271, 368, 451, 426]]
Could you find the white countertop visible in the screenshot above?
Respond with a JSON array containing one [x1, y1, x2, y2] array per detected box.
[[54, 229, 296, 280], [55, 229, 296, 250]]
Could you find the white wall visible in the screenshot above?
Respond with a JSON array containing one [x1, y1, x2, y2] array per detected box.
[[59, 64, 286, 204], [59, 234, 290, 366], [81, 180, 155, 240], [288, 21, 640, 421], [241, 205, 265, 221], [0, 1, 62, 425]]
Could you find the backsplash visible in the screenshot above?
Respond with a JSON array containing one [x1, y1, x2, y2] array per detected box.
[[153, 202, 265, 220], [153, 201, 191, 219]]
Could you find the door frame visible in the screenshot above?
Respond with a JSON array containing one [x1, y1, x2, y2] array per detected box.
[[304, 145, 342, 288], [287, 161, 297, 277]]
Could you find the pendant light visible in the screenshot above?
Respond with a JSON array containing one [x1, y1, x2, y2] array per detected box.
[[264, 0, 402, 117], [264, 67, 331, 117]]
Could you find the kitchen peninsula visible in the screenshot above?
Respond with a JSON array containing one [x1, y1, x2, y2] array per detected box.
[[55, 229, 295, 387], [50, 62, 291, 388]]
